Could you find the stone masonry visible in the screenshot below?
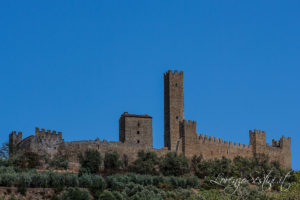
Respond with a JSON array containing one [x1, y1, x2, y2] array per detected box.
[[9, 70, 292, 169]]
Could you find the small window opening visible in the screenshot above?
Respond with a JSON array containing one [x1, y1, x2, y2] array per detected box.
[[137, 140, 140, 143], [175, 83, 178, 87], [176, 116, 178, 120], [137, 131, 140, 134], [138, 121, 140, 127]]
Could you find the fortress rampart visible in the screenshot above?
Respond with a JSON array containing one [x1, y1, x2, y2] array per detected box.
[[8, 70, 292, 169]]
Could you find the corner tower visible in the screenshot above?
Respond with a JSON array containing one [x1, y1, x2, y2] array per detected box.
[[164, 70, 184, 150]]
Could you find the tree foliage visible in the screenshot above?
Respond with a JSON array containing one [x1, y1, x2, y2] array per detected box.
[[104, 152, 123, 171], [0, 142, 9, 160], [49, 156, 69, 170], [130, 151, 160, 175], [59, 188, 92, 200], [78, 149, 102, 174], [159, 152, 190, 176]]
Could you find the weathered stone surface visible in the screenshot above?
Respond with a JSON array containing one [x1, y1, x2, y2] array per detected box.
[[164, 70, 184, 151], [119, 112, 153, 149]]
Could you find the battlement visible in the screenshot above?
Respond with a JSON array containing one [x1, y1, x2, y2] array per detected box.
[[121, 112, 152, 118], [249, 129, 266, 136], [164, 70, 183, 77], [198, 133, 249, 149], [182, 120, 196, 126], [10, 131, 23, 138], [35, 127, 62, 138], [278, 135, 291, 149], [280, 135, 291, 142], [272, 139, 280, 147]]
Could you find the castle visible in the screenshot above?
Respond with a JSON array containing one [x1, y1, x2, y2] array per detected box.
[[9, 70, 292, 169]]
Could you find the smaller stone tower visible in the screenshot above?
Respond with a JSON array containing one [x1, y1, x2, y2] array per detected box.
[[277, 136, 291, 169], [180, 120, 197, 157], [249, 130, 266, 155], [119, 112, 153, 149], [9, 131, 22, 156]]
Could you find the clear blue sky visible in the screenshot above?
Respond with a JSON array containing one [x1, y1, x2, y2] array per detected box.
[[0, 1, 299, 169]]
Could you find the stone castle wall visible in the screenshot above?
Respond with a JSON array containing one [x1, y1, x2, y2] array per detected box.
[[8, 70, 292, 169], [180, 120, 252, 160], [179, 120, 291, 168], [9, 127, 170, 171], [11, 128, 64, 157]]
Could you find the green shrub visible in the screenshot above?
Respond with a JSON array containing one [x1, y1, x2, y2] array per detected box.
[[98, 191, 123, 200], [79, 174, 93, 188], [31, 172, 50, 187], [197, 189, 231, 200], [130, 151, 160, 175], [106, 173, 200, 190], [191, 155, 203, 173], [49, 156, 69, 170], [8, 195, 22, 200], [159, 152, 190, 176], [49, 172, 66, 189], [0, 171, 18, 186], [122, 184, 169, 200], [22, 152, 41, 169], [104, 152, 122, 171], [19, 172, 32, 187], [91, 175, 106, 191], [122, 154, 129, 170], [65, 173, 79, 187], [78, 167, 91, 176], [0, 168, 107, 190], [59, 188, 92, 200], [78, 149, 102, 174], [231, 156, 252, 178]]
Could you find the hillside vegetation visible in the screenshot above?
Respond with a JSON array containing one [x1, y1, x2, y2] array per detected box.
[[0, 144, 299, 200]]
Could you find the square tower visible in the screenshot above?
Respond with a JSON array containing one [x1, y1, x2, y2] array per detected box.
[[119, 112, 153, 149], [164, 70, 184, 150]]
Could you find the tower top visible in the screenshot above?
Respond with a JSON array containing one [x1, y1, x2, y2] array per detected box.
[[164, 70, 183, 77], [121, 112, 152, 118]]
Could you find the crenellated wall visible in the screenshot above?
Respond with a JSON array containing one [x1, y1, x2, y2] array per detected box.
[[9, 126, 170, 171], [10, 127, 64, 157], [8, 123, 291, 170], [180, 120, 252, 160], [179, 120, 291, 168]]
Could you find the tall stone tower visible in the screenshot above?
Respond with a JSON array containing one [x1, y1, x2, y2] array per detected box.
[[164, 70, 184, 150]]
